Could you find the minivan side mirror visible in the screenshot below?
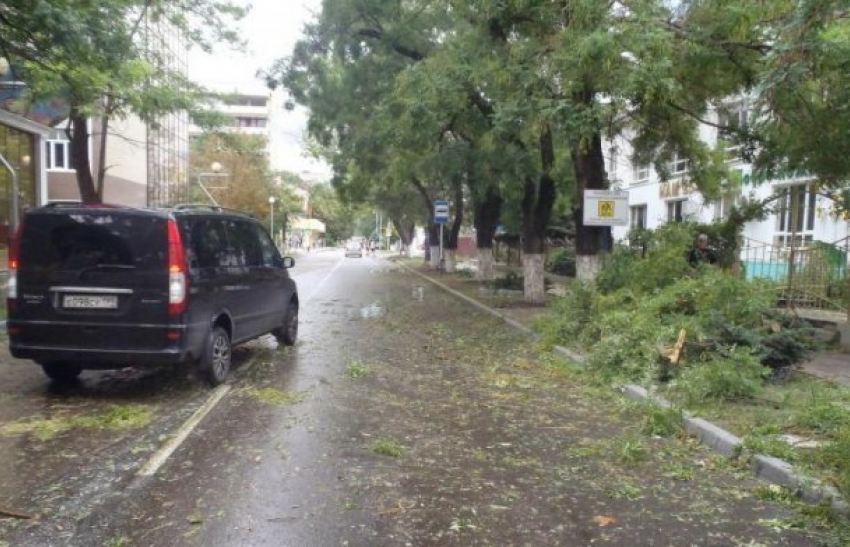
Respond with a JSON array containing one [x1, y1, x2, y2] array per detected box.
[[281, 256, 295, 269]]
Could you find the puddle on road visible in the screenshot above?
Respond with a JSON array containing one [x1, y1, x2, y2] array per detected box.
[[359, 302, 385, 319]]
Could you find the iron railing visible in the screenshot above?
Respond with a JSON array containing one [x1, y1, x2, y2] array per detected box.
[[740, 236, 850, 317]]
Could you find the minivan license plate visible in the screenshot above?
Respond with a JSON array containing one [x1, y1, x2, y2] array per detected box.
[[63, 295, 118, 309]]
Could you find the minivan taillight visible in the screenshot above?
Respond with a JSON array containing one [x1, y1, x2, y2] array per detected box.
[[7, 223, 22, 305], [167, 219, 188, 315]]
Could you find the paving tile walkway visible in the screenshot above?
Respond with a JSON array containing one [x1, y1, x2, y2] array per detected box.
[[802, 351, 850, 387]]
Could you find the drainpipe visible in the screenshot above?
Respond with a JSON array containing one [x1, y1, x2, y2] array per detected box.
[[0, 150, 19, 232]]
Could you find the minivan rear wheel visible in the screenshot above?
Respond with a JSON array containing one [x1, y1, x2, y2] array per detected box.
[[198, 326, 231, 386], [41, 362, 82, 383], [274, 302, 298, 346]]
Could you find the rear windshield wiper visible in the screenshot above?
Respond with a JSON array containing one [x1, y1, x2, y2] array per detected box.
[[77, 264, 136, 278]]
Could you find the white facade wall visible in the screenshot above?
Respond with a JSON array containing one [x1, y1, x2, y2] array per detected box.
[[103, 116, 148, 183], [607, 105, 850, 247]]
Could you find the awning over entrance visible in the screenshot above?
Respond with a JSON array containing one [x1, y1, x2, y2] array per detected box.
[[290, 217, 326, 233]]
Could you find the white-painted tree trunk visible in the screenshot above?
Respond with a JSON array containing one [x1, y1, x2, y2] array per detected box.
[[576, 254, 603, 281], [429, 246, 441, 269], [523, 253, 546, 304], [477, 248, 495, 281], [403, 245, 412, 258], [444, 249, 457, 273]]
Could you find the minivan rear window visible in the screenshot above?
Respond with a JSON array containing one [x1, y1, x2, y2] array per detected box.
[[19, 212, 168, 273]]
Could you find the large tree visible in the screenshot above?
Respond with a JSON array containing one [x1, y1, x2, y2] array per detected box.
[[0, 0, 245, 202]]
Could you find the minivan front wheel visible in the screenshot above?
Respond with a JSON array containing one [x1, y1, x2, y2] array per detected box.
[[41, 362, 82, 383], [274, 302, 298, 346], [199, 326, 232, 386]]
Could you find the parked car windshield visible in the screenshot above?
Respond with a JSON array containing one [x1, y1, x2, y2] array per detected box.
[[19, 212, 168, 273]]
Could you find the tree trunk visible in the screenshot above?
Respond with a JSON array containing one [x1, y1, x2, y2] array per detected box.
[[523, 253, 546, 304], [473, 185, 502, 281], [95, 96, 111, 202], [573, 89, 612, 280], [572, 133, 612, 280], [520, 127, 557, 304], [69, 107, 98, 203], [444, 249, 456, 272], [477, 247, 495, 281], [575, 254, 603, 281], [391, 217, 415, 258], [446, 180, 463, 252], [428, 223, 440, 269]]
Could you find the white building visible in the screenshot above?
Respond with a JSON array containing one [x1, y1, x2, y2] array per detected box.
[[608, 101, 849, 249], [189, 90, 274, 157], [22, 11, 190, 208]]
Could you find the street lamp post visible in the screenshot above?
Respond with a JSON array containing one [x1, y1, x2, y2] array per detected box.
[[196, 161, 229, 206], [269, 196, 276, 246]]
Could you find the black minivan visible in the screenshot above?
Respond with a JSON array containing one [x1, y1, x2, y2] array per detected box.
[[7, 203, 299, 385]]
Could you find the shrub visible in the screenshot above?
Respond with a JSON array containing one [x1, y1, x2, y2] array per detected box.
[[641, 404, 684, 437], [670, 347, 770, 405], [545, 247, 576, 277], [536, 281, 599, 348]]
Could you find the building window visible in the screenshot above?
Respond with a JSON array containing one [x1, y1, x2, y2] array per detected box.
[[713, 176, 741, 221], [667, 199, 687, 222], [45, 140, 76, 171], [669, 153, 688, 176], [718, 104, 750, 160], [630, 205, 647, 229], [634, 163, 650, 184], [775, 184, 817, 248], [233, 117, 268, 128]]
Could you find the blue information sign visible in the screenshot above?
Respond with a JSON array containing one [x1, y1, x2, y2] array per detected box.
[[434, 200, 449, 224]]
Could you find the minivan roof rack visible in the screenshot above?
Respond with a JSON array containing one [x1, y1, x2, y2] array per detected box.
[[43, 201, 123, 209], [171, 203, 255, 218]]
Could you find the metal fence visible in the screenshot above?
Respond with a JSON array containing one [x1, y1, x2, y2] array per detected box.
[[740, 236, 850, 318]]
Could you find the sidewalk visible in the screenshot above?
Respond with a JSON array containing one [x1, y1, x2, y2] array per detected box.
[[802, 351, 850, 387]]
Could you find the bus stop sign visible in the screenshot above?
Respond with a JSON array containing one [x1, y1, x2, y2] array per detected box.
[[434, 200, 449, 224]]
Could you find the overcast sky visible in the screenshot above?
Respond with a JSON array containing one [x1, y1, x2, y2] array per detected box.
[[188, 0, 330, 181]]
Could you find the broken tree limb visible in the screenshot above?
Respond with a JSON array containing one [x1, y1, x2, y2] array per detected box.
[[0, 507, 34, 519], [667, 329, 687, 365]]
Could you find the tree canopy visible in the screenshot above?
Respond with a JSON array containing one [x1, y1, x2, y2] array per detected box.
[[270, 0, 850, 290], [0, 0, 246, 202]]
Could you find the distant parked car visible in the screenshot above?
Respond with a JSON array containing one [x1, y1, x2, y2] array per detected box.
[[345, 241, 362, 258], [7, 203, 299, 385]]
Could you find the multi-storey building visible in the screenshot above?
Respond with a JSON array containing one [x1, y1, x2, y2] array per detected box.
[[189, 90, 273, 157], [1, 11, 190, 212], [609, 102, 849, 249]]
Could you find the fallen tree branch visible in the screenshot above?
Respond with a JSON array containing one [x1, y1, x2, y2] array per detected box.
[[0, 507, 34, 519]]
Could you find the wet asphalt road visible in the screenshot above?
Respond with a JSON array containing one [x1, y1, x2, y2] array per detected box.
[[0, 251, 828, 546]]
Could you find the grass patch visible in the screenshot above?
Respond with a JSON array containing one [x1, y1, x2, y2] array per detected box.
[[347, 361, 369, 379], [244, 387, 302, 406], [0, 405, 153, 441], [370, 437, 404, 458], [640, 404, 684, 437], [612, 435, 649, 465]]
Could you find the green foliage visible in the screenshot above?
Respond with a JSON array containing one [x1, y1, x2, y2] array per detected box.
[[370, 438, 404, 458], [671, 348, 770, 405], [813, 427, 850, 499], [640, 404, 685, 437], [541, 225, 817, 396], [1, 0, 246, 200], [545, 247, 576, 277]]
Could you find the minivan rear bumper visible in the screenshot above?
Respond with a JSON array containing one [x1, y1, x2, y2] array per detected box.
[[9, 343, 191, 369]]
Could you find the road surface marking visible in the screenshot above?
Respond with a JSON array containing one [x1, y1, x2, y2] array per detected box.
[[137, 258, 341, 477], [304, 257, 344, 304], [136, 384, 231, 477]]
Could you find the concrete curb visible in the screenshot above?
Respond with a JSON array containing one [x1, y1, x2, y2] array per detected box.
[[622, 386, 848, 514], [398, 261, 848, 516]]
